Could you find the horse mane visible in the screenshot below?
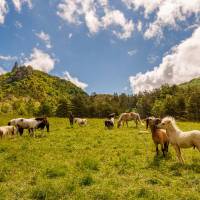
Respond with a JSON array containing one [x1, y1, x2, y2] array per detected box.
[[118, 113, 125, 122], [35, 117, 47, 121], [162, 116, 181, 131]]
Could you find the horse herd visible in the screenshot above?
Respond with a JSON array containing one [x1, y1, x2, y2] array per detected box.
[[0, 112, 200, 164], [0, 117, 49, 138], [104, 112, 200, 164]]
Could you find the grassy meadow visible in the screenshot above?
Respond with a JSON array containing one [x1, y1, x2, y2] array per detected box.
[[0, 117, 200, 199]]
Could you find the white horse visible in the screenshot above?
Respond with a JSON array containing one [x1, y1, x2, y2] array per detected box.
[[158, 116, 200, 163], [8, 117, 49, 136], [74, 118, 87, 126], [0, 126, 16, 139]]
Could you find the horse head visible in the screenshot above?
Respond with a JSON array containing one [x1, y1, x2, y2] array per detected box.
[[117, 120, 122, 128]]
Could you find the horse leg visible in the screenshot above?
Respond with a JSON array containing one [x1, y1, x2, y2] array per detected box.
[[29, 128, 34, 137], [126, 121, 128, 127], [195, 144, 200, 152], [173, 144, 184, 164], [165, 142, 169, 152], [32, 129, 35, 137], [155, 144, 159, 156], [161, 144, 166, 157], [135, 120, 138, 128]]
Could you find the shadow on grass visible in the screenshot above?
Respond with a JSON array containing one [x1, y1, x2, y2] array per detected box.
[[170, 162, 200, 174], [147, 151, 172, 168]]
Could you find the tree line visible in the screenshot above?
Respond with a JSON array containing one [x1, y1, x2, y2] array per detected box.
[[1, 82, 199, 121]]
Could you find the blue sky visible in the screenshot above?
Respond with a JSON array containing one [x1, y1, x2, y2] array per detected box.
[[0, 0, 200, 94]]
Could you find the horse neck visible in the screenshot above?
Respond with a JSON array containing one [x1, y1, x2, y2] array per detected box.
[[149, 125, 156, 134], [166, 122, 181, 138]]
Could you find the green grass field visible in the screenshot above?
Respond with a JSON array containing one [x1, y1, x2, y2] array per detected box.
[[0, 117, 200, 200]]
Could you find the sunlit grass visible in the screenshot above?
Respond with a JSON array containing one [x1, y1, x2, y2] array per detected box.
[[0, 117, 199, 199]]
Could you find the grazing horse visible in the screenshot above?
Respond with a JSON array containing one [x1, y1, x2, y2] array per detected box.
[[0, 126, 16, 139], [158, 117, 200, 163], [74, 118, 87, 126], [117, 112, 143, 128], [146, 117, 169, 157], [8, 117, 49, 136]]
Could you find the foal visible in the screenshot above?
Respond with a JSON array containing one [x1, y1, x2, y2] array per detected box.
[[146, 117, 169, 157], [158, 117, 200, 163]]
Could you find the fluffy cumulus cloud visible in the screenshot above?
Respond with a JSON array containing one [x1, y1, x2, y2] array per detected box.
[[0, 0, 8, 24], [63, 71, 88, 90], [24, 48, 55, 73], [12, 0, 32, 12], [122, 0, 200, 39], [57, 0, 134, 39], [36, 31, 52, 49], [129, 26, 200, 94]]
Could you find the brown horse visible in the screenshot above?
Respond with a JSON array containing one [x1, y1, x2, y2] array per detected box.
[[117, 112, 143, 128], [146, 117, 169, 157]]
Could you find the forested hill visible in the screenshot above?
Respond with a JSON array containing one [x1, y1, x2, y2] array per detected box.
[[0, 65, 87, 116], [0, 64, 199, 121], [180, 77, 200, 88]]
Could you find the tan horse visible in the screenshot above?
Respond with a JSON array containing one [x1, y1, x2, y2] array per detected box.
[[117, 112, 143, 128]]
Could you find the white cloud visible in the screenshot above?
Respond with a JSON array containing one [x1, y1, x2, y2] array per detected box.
[[63, 71, 88, 90], [129, 26, 200, 94], [68, 33, 73, 39], [128, 49, 137, 56], [36, 31, 52, 49], [24, 48, 55, 73], [12, 0, 32, 12], [137, 21, 142, 32], [102, 9, 134, 39], [0, 0, 32, 25], [122, 0, 200, 39], [85, 10, 101, 34], [0, 0, 8, 24], [0, 67, 7, 75], [15, 20, 22, 28], [57, 0, 134, 40], [147, 54, 159, 64], [0, 55, 17, 61]]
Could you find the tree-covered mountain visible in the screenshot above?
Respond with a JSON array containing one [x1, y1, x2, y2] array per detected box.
[[0, 65, 87, 116]]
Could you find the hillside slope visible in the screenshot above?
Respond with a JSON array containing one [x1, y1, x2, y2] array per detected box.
[[0, 65, 87, 116], [179, 77, 200, 88], [0, 65, 86, 101]]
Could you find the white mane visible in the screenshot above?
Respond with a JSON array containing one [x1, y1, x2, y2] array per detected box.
[[162, 116, 181, 131]]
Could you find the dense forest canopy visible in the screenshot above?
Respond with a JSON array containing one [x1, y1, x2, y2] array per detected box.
[[0, 64, 199, 121]]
